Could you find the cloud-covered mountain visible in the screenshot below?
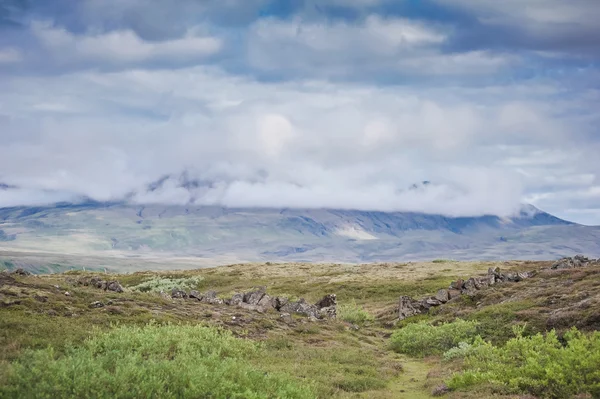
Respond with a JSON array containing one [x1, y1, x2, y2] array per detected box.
[[0, 200, 597, 263]]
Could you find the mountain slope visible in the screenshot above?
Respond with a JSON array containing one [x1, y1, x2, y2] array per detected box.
[[0, 202, 597, 263]]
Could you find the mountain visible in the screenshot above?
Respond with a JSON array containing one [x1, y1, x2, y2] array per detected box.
[[0, 201, 599, 264]]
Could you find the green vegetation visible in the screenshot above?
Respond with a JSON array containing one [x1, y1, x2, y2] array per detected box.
[[338, 300, 374, 325], [390, 320, 480, 357], [129, 276, 204, 293], [0, 323, 313, 399], [448, 327, 600, 399]]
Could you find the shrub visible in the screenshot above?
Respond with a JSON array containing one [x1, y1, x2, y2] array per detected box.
[[0, 322, 313, 399], [338, 301, 375, 325], [130, 276, 204, 293], [390, 319, 480, 357], [448, 327, 600, 399]]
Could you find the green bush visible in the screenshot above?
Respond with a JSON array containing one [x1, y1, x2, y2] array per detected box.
[[390, 319, 479, 357], [338, 301, 374, 325], [448, 327, 600, 399], [0, 322, 313, 399], [130, 276, 204, 293]]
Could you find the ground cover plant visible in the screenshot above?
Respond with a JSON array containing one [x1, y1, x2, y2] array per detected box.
[[0, 323, 314, 399], [390, 320, 480, 357], [447, 327, 600, 399]]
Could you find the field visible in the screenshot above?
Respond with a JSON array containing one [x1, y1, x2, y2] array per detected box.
[[1, 256, 600, 398]]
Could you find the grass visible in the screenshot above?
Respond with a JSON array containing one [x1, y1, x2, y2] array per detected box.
[[338, 300, 375, 325]]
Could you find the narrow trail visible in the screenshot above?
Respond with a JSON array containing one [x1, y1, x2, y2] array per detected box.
[[389, 356, 433, 399]]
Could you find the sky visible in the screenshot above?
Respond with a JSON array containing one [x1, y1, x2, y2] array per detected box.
[[0, 0, 599, 224]]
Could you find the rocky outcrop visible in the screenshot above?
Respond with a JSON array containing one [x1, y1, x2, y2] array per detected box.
[[551, 255, 599, 270], [162, 285, 337, 320], [75, 276, 124, 293], [397, 266, 537, 321]]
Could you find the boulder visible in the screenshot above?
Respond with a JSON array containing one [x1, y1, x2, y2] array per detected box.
[[189, 290, 203, 301], [423, 297, 443, 307], [201, 290, 224, 305], [244, 287, 266, 305], [398, 296, 424, 320], [106, 281, 124, 293], [171, 287, 188, 299], [280, 298, 320, 319], [319, 306, 337, 319], [450, 279, 464, 290], [462, 278, 478, 295], [435, 289, 450, 303], [257, 293, 276, 310], [273, 296, 289, 311], [448, 289, 461, 299], [229, 293, 244, 306], [315, 294, 337, 309]]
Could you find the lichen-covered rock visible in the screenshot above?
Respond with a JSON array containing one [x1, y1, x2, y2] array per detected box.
[[435, 289, 450, 303], [257, 293, 275, 310], [273, 296, 289, 311], [244, 287, 266, 305], [398, 296, 424, 320], [280, 298, 320, 319], [189, 290, 203, 301], [171, 287, 188, 299], [229, 293, 244, 306], [315, 294, 337, 309], [106, 281, 124, 293], [201, 290, 224, 305]]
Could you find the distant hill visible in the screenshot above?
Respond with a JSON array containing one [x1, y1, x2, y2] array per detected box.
[[0, 201, 598, 263]]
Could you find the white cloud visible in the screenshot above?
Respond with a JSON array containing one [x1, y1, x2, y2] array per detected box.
[[246, 16, 517, 78], [31, 21, 222, 65], [1, 65, 598, 222]]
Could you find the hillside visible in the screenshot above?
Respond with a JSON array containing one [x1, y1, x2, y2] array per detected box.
[[0, 202, 598, 266], [2, 257, 600, 398]]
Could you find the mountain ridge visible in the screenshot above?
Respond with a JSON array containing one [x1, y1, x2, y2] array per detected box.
[[0, 201, 597, 264]]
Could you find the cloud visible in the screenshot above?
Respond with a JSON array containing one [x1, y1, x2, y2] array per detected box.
[[247, 16, 516, 79], [0, 65, 597, 222], [31, 21, 221, 66], [434, 0, 600, 56]]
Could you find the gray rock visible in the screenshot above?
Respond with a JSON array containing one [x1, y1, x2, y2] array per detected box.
[[229, 293, 244, 306], [171, 287, 188, 299], [315, 294, 337, 309], [89, 301, 104, 308], [273, 296, 289, 311], [447, 289, 461, 300], [106, 281, 124, 293], [11, 268, 31, 276], [423, 297, 443, 307], [398, 296, 424, 320], [189, 290, 203, 301], [435, 289, 450, 303], [244, 287, 266, 305], [280, 298, 320, 319], [257, 293, 275, 310], [319, 306, 337, 319], [201, 290, 224, 305], [450, 279, 464, 290]]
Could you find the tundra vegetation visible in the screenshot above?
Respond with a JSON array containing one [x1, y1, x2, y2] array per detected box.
[[1, 256, 599, 398]]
